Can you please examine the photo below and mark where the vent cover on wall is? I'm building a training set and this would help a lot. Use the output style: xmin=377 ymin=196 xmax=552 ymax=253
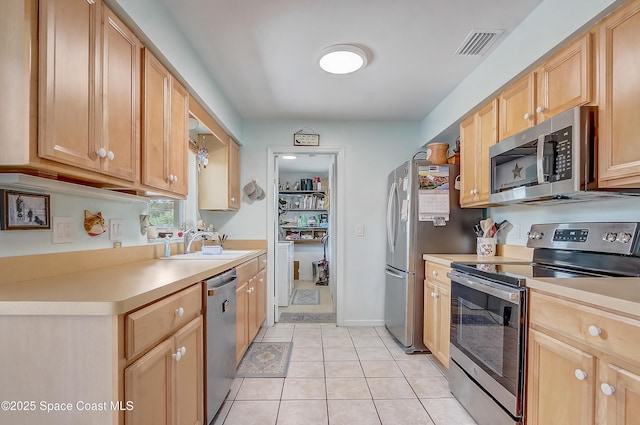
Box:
xmin=455 ymin=29 xmax=504 ymax=56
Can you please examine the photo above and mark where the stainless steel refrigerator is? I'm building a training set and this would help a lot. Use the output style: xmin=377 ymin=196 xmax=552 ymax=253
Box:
xmin=385 ymin=161 xmax=482 ymax=353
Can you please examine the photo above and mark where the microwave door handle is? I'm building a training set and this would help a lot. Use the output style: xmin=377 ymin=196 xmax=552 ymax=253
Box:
xmin=536 ymin=134 xmax=546 ymax=184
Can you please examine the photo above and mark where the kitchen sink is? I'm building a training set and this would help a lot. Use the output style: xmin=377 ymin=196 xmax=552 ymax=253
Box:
xmin=163 ymin=250 xmax=255 ymax=260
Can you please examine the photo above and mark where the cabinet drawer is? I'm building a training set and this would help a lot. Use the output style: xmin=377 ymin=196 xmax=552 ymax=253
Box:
xmin=529 ymin=291 xmax=640 ymax=365
xmin=258 ymin=254 xmax=267 ymax=271
xmin=425 ymin=262 xmax=451 ymax=286
xmin=237 ymin=258 xmax=258 ymax=283
xmin=126 ymin=284 xmax=202 ymax=359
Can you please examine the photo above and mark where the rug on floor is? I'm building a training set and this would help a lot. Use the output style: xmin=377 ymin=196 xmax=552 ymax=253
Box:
xmin=278 ymin=312 xmax=336 ymax=323
xmin=236 ymin=342 xmax=293 ymax=378
xmin=291 ymin=288 xmax=320 ymax=305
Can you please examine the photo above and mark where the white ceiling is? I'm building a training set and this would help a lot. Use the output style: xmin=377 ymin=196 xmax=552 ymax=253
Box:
xmin=158 ymin=0 xmax=543 ymax=122
xmin=278 ymin=154 xmax=334 ymax=173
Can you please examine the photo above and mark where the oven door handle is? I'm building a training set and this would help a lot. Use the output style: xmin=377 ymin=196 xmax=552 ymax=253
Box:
xmin=447 ymin=271 xmax=523 ymax=303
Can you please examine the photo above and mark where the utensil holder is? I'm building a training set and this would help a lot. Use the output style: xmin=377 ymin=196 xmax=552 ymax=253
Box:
xmin=477 ymin=237 xmax=496 ymax=257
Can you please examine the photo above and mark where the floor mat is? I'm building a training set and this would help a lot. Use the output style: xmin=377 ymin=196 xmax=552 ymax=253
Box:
xmin=236 ymin=342 xmax=293 ymax=378
xmin=278 ymin=312 xmax=336 ymax=323
xmin=291 ymin=288 xmax=320 ymax=305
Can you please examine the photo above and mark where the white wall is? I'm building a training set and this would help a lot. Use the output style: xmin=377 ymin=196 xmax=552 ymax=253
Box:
xmin=201 ymin=120 xmax=421 ymax=325
xmin=420 ymin=0 xmax=624 ymax=144
xmin=419 ymin=0 xmax=635 ymax=247
xmin=108 ymin=0 xmax=243 ymax=141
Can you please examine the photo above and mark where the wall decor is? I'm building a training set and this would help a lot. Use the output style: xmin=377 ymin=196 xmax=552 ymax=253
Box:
xmin=0 ymin=190 xmax=50 ymax=230
xmin=83 ymin=210 xmax=106 ymax=236
xmin=293 ymin=133 xmax=320 ymax=146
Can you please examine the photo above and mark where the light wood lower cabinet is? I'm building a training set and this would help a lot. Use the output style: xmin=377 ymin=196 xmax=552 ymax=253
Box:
xmin=125 ymin=284 xmax=204 ymax=425
xmin=423 ymin=261 xmax=451 ymax=368
xmin=527 ymin=291 xmax=640 ymax=425
xmin=236 ymin=255 xmax=268 ymax=364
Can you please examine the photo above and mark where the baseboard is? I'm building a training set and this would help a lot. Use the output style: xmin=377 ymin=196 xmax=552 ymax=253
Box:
xmin=341 ymin=319 xmax=386 ymax=327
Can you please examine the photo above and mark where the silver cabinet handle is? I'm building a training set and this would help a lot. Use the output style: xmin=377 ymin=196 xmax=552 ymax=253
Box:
xmin=574 ymin=369 xmax=587 ymax=381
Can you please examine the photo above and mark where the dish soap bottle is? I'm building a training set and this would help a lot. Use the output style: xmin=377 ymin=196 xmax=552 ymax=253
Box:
xmin=163 ymin=236 xmax=171 ymax=258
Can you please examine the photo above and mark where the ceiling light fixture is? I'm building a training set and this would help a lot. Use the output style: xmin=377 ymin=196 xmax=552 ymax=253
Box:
xmin=282 ymin=155 xmax=297 ymax=160
xmin=319 ymin=44 xmax=369 ymax=75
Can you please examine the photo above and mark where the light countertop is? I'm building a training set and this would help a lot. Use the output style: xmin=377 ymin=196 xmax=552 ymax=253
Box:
xmin=423 ymin=253 xmax=640 ymax=318
xmin=0 ymin=250 xmax=265 ymax=316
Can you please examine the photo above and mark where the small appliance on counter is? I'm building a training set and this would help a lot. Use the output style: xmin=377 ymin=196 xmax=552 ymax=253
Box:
xmin=384 ymin=158 xmax=483 ymax=353
xmin=447 ymin=222 xmax=640 ymax=425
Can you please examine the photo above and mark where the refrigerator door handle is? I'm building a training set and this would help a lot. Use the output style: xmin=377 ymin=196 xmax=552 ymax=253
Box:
xmin=385 ymin=266 xmax=404 ymax=279
xmin=386 ymin=181 xmax=398 ymax=253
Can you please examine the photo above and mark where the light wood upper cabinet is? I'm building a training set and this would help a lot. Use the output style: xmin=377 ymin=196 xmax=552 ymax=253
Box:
xmin=142 ymin=49 xmax=188 ymax=196
xmin=597 ymin=0 xmax=640 ymax=188
xmin=536 ymin=33 xmax=593 ymax=123
xmin=38 ymin=0 xmax=140 ymax=182
xmin=100 ymin=7 xmax=141 ymax=181
xmin=38 ymin=0 xmax=100 ymax=172
xmin=498 ymin=73 xmax=536 ymax=141
xmin=197 ymin=134 xmax=241 ymax=211
xmin=459 ymin=99 xmax=498 ymax=207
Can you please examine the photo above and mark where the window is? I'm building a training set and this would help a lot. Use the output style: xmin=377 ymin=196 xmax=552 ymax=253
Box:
xmin=148 ymin=199 xmax=184 ymax=229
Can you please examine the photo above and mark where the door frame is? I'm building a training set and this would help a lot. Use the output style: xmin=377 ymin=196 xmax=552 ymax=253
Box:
xmin=266 ymin=146 xmax=345 ymax=327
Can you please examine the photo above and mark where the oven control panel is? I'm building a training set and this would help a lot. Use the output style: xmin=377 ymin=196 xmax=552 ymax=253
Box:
xmin=553 ymin=228 xmax=588 ymax=242
xmin=527 ymin=222 xmax=640 ymax=255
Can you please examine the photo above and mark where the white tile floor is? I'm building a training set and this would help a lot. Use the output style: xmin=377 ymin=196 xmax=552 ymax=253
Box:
xmin=213 ymin=323 xmax=478 ymax=425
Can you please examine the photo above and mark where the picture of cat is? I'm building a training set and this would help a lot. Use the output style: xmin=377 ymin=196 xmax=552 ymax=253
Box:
xmin=84 ymin=210 xmax=106 ymax=236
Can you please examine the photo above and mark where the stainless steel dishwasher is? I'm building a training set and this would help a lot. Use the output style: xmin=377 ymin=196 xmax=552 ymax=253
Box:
xmin=204 ymin=268 xmax=237 ymax=424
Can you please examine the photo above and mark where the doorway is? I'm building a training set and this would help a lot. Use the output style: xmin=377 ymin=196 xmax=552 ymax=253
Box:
xmin=266 ymin=147 xmax=344 ymax=327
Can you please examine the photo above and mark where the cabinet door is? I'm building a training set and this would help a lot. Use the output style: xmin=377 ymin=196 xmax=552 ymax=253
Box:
xmin=459 ymin=114 xmax=478 ymax=207
xmin=173 ymin=316 xmax=204 ymax=425
xmin=423 ymin=279 xmax=437 ymax=353
xmin=236 ymin=280 xmax=249 ymax=364
xmin=228 ymin=138 xmax=241 ymax=210
xmin=100 ymin=6 xmax=140 ymax=181
xmin=499 ymin=73 xmax=535 ymax=140
xmin=247 ymin=276 xmax=259 ymax=342
xmin=142 ymin=49 xmax=170 ymax=190
xmin=435 ymin=281 xmax=450 ymax=369
xmin=39 ymin=0 xmax=101 ymax=171
xmin=125 ymin=338 xmax=173 ymax=425
xmin=600 ymin=362 xmax=640 ymax=425
xmin=598 ymin=1 xmax=640 ymax=187
xmin=168 ymin=78 xmax=189 ymax=195
xmin=527 ymin=328 xmax=596 ymax=425
xmin=537 ymin=33 xmax=593 ymax=123
xmin=255 ymin=268 xmax=267 ymax=329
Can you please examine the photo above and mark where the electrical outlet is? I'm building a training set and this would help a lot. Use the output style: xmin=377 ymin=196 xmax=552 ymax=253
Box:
xmin=513 ymin=223 xmax=522 ymax=239
xmin=109 ymin=219 xmax=124 ymax=241
xmin=52 ymin=217 xmax=73 ymax=244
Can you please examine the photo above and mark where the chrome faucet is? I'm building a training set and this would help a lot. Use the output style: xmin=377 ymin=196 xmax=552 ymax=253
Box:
xmin=183 ymin=228 xmax=215 ymax=254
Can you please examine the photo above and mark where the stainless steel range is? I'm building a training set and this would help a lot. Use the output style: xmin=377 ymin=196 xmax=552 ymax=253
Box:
xmin=447 ymin=222 xmax=640 ymax=425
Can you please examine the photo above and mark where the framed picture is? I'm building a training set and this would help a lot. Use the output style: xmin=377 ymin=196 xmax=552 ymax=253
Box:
xmin=0 ymin=190 xmax=50 ymax=230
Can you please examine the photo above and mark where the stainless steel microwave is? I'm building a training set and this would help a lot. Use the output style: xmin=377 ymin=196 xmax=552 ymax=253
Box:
xmin=488 ymin=106 xmax=619 ymax=205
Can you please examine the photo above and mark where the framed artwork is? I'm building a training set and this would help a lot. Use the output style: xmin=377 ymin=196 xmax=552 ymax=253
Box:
xmin=293 ymin=133 xmax=320 ymax=146
xmin=1 ymin=190 xmax=50 ymax=230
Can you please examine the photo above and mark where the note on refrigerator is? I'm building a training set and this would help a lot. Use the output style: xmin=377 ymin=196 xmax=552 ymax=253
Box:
xmin=417 ymin=166 xmax=450 ymax=222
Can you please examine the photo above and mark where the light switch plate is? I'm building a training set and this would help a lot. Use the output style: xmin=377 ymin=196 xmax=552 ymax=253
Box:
xmin=356 ymin=225 xmax=365 ymax=236
xmin=109 ymin=219 xmax=124 ymax=241
xmin=52 ymin=216 xmax=73 ymax=244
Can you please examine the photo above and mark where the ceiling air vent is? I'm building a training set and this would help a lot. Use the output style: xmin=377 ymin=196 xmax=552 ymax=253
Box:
xmin=455 ymin=29 xmax=504 ymax=56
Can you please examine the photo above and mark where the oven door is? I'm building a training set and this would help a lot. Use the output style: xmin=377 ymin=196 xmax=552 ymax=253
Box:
xmin=448 ymin=270 xmax=527 ymax=418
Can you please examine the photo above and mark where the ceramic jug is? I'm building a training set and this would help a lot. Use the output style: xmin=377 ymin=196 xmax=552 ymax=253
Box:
xmin=426 ymin=142 xmax=449 ymax=164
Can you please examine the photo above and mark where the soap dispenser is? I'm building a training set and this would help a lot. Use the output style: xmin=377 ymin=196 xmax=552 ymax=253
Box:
xmin=163 ymin=236 xmax=171 ymax=258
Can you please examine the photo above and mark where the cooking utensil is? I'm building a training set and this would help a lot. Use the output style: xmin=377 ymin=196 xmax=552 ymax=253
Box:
xmin=481 ymin=218 xmax=494 ymax=237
